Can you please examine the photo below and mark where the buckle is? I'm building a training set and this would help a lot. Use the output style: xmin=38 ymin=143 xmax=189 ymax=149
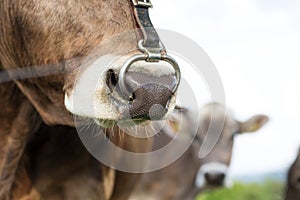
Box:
xmin=132 ymin=0 xmax=153 ymax=8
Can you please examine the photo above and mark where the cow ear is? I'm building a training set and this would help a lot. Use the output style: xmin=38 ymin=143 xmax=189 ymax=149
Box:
xmin=238 ymin=115 xmax=269 ymax=133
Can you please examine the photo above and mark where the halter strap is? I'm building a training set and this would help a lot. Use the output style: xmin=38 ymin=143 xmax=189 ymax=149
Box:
xmin=131 ymin=0 xmax=164 ymax=61
xmin=117 ymin=1 xmax=181 ymax=97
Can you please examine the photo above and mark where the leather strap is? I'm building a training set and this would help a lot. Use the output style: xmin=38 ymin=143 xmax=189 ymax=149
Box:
xmin=132 ymin=0 xmax=161 ymax=49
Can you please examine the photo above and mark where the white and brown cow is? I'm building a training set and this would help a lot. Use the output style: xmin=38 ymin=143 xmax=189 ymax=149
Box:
xmin=0 ymin=1 xmax=178 ymax=200
xmin=130 ymin=103 xmax=269 ymax=200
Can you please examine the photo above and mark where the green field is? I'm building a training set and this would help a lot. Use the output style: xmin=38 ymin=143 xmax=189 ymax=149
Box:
xmin=196 ymin=181 xmax=285 ymax=200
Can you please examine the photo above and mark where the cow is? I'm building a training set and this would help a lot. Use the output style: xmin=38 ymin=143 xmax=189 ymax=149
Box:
xmin=0 ymin=0 xmax=179 ymax=199
xmin=285 ymin=147 xmax=300 ymax=200
xmin=130 ymin=103 xmax=269 ymax=200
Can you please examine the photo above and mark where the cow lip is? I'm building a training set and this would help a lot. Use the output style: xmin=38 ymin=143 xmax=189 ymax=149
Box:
xmin=94 ymin=119 xmax=116 ymax=128
xmin=94 ymin=118 xmax=147 ymax=128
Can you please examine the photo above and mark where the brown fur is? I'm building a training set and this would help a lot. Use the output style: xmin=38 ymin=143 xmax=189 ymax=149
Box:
xmin=0 ymin=0 xmax=139 ymax=126
xmin=0 ymin=83 xmax=41 ymax=200
xmin=0 ymin=0 xmax=152 ymax=199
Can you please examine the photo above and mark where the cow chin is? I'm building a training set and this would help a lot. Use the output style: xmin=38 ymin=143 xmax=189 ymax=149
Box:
xmin=64 ymin=55 xmax=177 ymax=127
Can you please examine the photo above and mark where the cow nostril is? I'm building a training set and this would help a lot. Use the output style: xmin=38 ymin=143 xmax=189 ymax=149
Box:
xmin=297 ymin=177 xmax=300 ymax=184
xmin=204 ymin=173 xmax=208 ymax=179
xmin=220 ymin=173 xmax=225 ymax=181
xmin=205 ymin=172 xmax=225 ymax=185
xmin=106 ymin=69 xmax=118 ymax=92
xmin=128 ymin=93 xmax=135 ymax=102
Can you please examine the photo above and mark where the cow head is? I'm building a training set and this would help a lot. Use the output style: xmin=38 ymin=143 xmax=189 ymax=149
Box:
xmin=62 ymin=5 xmax=178 ymax=127
xmin=195 ymin=103 xmax=269 ymax=189
xmin=286 ymin=147 xmax=300 ymax=200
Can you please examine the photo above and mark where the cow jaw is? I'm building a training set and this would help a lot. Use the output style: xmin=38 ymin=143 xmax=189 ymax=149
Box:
xmin=64 ymin=54 xmax=177 ymax=127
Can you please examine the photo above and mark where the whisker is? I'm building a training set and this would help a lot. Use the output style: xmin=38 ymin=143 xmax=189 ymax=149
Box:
xmin=120 ymin=127 xmax=125 ymax=140
xmin=118 ymin=127 xmax=121 ymax=139
xmin=110 ymin=126 xmax=114 ymax=138
xmin=145 ymin=126 xmax=149 ymax=139
xmin=135 ymin=125 xmax=138 ymax=136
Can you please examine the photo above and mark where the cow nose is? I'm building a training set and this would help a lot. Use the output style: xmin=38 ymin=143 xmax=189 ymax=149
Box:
xmin=106 ymin=67 xmax=177 ymax=120
xmin=204 ymin=172 xmax=226 ymax=185
xmin=124 ymin=71 xmax=176 ymax=120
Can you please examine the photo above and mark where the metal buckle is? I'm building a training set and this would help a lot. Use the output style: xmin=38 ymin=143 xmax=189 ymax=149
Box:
xmin=138 ymin=40 xmax=164 ymax=62
xmin=132 ymin=0 xmax=153 ymax=8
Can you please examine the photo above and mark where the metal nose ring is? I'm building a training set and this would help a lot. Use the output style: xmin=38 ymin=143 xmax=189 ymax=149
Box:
xmin=118 ymin=40 xmax=181 ymax=99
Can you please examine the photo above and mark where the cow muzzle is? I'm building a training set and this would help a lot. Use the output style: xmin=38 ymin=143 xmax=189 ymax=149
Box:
xmin=106 ymin=59 xmax=178 ymax=121
xmin=195 ymin=162 xmax=230 ymax=189
xmin=105 ymin=39 xmax=180 ymax=121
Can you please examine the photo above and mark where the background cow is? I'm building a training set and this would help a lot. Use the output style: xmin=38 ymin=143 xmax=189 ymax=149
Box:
xmin=130 ymin=103 xmax=269 ymax=200
xmin=285 ymin=147 xmax=300 ymax=200
xmin=0 ymin=0 xmax=178 ymax=199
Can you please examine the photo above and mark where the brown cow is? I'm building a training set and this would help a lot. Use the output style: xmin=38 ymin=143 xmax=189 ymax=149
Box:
xmin=130 ymin=103 xmax=269 ymax=200
xmin=285 ymin=147 xmax=300 ymax=200
xmin=0 ymin=1 xmax=178 ymax=199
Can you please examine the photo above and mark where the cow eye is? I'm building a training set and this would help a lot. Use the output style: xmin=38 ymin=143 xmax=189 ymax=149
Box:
xmin=293 ymin=176 xmax=300 ymax=188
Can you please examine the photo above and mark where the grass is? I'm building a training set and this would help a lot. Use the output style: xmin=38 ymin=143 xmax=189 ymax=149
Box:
xmin=196 ymin=181 xmax=285 ymax=200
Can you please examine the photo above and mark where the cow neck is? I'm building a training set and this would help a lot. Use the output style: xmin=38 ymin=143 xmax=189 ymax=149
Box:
xmin=131 ymin=0 xmax=162 ymax=50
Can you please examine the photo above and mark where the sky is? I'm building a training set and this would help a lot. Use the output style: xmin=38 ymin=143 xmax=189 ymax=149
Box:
xmin=150 ymin=0 xmax=300 ymax=175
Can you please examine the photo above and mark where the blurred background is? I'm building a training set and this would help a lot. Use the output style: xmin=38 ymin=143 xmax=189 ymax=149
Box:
xmin=151 ymin=0 xmax=300 ymax=199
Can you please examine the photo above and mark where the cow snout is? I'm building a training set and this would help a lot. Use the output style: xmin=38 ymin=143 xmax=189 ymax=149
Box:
xmin=124 ymin=71 xmax=176 ymax=120
xmin=106 ymin=68 xmax=177 ymax=120
xmin=195 ymin=162 xmax=229 ymax=189
xmin=204 ymin=171 xmax=226 ymax=186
